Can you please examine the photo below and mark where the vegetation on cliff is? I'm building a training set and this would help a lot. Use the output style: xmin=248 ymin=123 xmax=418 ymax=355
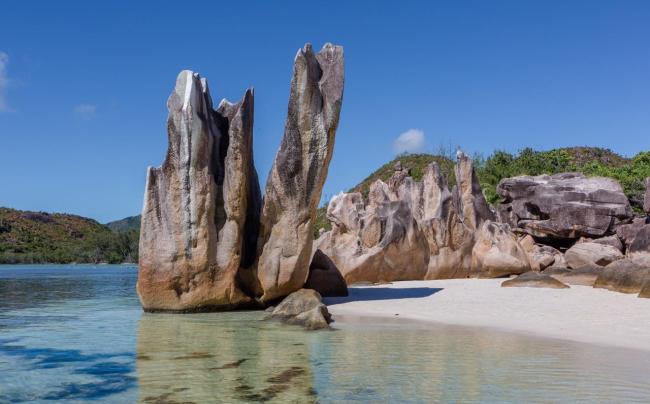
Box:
xmin=0 ymin=208 xmax=139 ymax=264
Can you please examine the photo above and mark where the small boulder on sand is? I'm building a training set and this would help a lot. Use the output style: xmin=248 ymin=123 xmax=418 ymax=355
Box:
xmin=269 ymin=289 xmax=332 ymax=330
xmin=501 ymin=271 xmax=570 ymax=289
xmin=548 ymin=265 xmax=603 ymax=286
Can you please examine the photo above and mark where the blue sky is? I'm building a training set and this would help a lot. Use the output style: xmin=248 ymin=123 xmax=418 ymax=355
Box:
xmin=1 ymin=1 xmax=649 ymax=222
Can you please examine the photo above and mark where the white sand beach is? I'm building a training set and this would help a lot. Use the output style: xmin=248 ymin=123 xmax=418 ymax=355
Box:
xmin=325 ymin=279 xmax=650 ymax=351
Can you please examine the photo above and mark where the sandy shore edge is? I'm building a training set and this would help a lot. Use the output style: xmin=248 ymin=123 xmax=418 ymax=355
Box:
xmin=324 ymin=279 xmax=650 ymax=352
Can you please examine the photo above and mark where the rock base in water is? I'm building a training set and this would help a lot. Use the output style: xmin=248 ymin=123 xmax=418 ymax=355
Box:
xmin=269 ymin=289 xmax=332 ymax=330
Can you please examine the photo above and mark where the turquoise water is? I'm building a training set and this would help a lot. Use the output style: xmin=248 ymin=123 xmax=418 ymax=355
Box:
xmin=1 ymin=265 xmax=650 ymax=403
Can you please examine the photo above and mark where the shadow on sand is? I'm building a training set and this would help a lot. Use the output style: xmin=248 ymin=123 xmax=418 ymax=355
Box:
xmin=324 ymin=287 xmax=442 ymax=304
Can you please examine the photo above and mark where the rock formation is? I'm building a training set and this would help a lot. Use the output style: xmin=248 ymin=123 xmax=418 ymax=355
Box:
xmin=138 ymin=71 xmax=258 ymax=312
xmin=256 ymin=43 xmax=344 ymax=303
xmin=564 ymin=242 xmax=623 ymax=268
xmin=138 ymin=43 xmax=344 ymax=312
xmin=497 ymin=173 xmax=633 ymax=241
xmin=501 ymin=271 xmax=570 ymax=289
xmin=546 ymin=265 xmax=603 ymax=286
xmin=593 ymin=258 xmax=650 ymax=294
xmin=316 ymin=152 xmax=531 ymax=283
xmin=471 ymin=221 xmax=530 ymax=278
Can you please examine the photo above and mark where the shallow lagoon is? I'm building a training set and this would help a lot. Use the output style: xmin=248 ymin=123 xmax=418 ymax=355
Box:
xmin=1 ymin=265 xmax=650 ymax=403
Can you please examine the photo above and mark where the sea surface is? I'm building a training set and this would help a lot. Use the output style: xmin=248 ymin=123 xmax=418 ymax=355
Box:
xmin=1 ymin=265 xmax=650 ymax=403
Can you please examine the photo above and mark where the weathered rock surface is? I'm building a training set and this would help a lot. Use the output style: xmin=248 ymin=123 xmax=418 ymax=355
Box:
xmin=138 ymin=43 xmax=345 ymax=312
xmin=317 ymin=153 xmax=530 ymax=283
xmin=548 ymin=265 xmax=603 ymax=286
xmin=593 ymin=259 xmax=650 ymax=294
xmin=138 ymin=71 xmax=259 ymax=312
xmin=628 ymin=225 xmax=650 ymax=259
xmin=471 ymin=221 xmax=530 ymax=278
xmin=304 ymin=249 xmax=348 ymax=297
xmin=256 ymin=43 xmax=344 ymax=303
xmin=497 ymin=173 xmax=633 ymax=241
xmin=564 ymin=242 xmax=623 ymax=268
xmin=522 ymin=236 xmax=565 ymax=271
xmin=269 ymin=289 xmax=332 ymax=330
xmin=587 ymin=235 xmax=623 ymax=252
xmin=616 ymin=217 xmax=649 ymax=250
xmin=315 ymin=182 xmax=429 ymax=283
xmin=501 ymin=271 xmax=570 ymax=289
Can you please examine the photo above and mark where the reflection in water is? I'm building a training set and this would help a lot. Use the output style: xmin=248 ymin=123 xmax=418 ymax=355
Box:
xmin=137 ymin=312 xmax=317 ymax=403
xmin=1 ymin=265 xmax=650 ymax=403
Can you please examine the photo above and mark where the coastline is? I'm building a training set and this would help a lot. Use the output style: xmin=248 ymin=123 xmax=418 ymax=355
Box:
xmin=325 ymin=279 xmax=650 ymax=352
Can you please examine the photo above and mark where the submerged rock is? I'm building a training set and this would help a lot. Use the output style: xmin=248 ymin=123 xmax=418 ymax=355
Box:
xmin=269 ymin=289 xmax=332 ymax=330
xmin=497 ymin=173 xmax=632 ymax=241
xmin=256 ymin=43 xmax=344 ymax=303
xmin=501 ymin=271 xmax=570 ymax=289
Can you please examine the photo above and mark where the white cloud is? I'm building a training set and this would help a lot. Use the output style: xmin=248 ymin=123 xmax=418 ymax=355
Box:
xmin=73 ymin=104 xmax=97 ymax=120
xmin=0 ymin=51 xmax=12 ymax=112
xmin=393 ymin=129 xmax=426 ymax=155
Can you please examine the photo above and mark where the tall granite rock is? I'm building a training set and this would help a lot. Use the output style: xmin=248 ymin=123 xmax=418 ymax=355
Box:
xmin=497 ymin=173 xmax=632 ymax=241
xmin=138 ymin=43 xmax=344 ymax=311
xmin=138 ymin=71 xmax=260 ymax=312
xmin=256 ymin=43 xmax=344 ymax=302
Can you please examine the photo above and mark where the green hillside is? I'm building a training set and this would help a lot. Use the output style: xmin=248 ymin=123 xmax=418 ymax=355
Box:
xmin=106 ymin=215 xmax=141 ymax=232
xmin=0 ymin=208 xmax=139 ymax=264
xmin=476 ymin=147 xmax=649 ymax=206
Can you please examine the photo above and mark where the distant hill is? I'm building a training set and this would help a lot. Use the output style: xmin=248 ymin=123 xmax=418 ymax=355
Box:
xmin=0 ymin=207 xmax=138 ymax=264
xmin=106 ymin=215 xmax=141 ymax=232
